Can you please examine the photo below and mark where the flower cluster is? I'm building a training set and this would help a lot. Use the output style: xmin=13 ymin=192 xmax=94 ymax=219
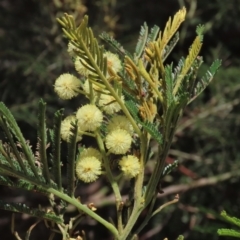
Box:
xmin=54 ymin=44 xmax=140 ymax=183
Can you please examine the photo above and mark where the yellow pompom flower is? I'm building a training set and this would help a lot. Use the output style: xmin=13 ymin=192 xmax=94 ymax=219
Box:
xmin=99 ymin=94 xmax=124 ymax=115
xmin=105 ymin=129 xmax=132 ymax=154
xmin=104 ymin=51 xmax=122 ymax=75
xmin=76 ymin=156 xmax=102 ymax=183
xmin=54 ymin=73 xmax=81 ymax=100
xmin=80 ymin=147 xmax=102 ymax=161
xmin=107 ymin=115 xmax=134 ymax=135
xmin=119 ymin=155 xmax=140 ymax=178
xmin=76 ymin=104 xmax=103 ymax=132
xmin=60 ymin=115 xmax=82 ymax=142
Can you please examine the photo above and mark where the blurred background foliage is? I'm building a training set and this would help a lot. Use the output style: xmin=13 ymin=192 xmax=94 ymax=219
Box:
xmin=0 ymin=0 xmax=240 ymax=239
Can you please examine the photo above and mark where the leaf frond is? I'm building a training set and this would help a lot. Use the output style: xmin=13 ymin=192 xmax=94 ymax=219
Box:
xmin=67 ymin=120 xmax=78 ymax=197
xmin=52 ymin=109 xmax=64 ymax=191
xmin=142 ymin=121 xmax=163 ymax=145
xmin=173 ymin=36 xmax=202 ymax=95
xmin=162 ymin=32 xmax=179 ymax=62
xmin=146 ymin=25 xmax=160 ymax=43
xmin=135 ymin=22 xmax=148 ymax=59
xmin=162 ymin=160 xmax=179 ymax=177
xmin=0 ymin=102 xmax=40 ymax=179
xmin=99 ymin=32 xmax=133 ymax=59
xmin=217 ymin=228 xmax=240 ymax=238
xmin=0 ymin=200 xmax=63 ymax=224
xmin=189 ymin=59 xmax=221 ymax=103
xmin=38 ymin=99 xmax=50 ymax=183
xmin=158 ymin=7 xmax=186 ymax=54
xmin=164 ymin=64 xmax=174 ymax=107
xmin=57 ymin=14 xmax=106 ymax=78
xmin=220 ymin=210 xmax=240 ymax=228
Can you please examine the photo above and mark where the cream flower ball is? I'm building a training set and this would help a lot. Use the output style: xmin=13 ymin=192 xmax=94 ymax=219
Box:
xmin=105 ymin=129 xmax=132 ymax=154
xmin=79 ymin=147 xmax=102 ymax=161
xmin=76 ymin=156 xmax=102 ymax=183
xmin=76 ymin=104 xmax=103 ymax=132
xmin=107 ymin=115 xmax=134 ymax=135
xmin=119 ymin=155 xmax=140 ymax=178
xmin=54 ymin=73 xmax=81 ymax=100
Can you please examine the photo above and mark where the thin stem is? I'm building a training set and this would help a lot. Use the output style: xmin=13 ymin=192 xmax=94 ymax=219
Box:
xmin=48 ymin=188 xmax=119 ymax=238
xmin=144 ymin=128 xmax=175 ymax=207
xmin=151 ymin=195 xmax=179 ymax=217
xmin=129 ymin=194 xmax=157 ymax=238
xmin=95 ymin=131 xmax=122 ymax=202
xmin=95 ymin=130 xmax=123 ymax=233
xmin=119 ymin=132 xmax=148 ymax=240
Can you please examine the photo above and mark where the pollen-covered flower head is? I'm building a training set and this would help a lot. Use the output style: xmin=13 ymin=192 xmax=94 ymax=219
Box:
xmin=80 ymin=147 xmax=102 ymax=161
xmin=76 ymin=104 xmax=103 ymax=132
xmin=104 ymin=51 xmax=122 ymax=76
xmin=105 ymin=129 xmax=132 ymax=154
xmin=54 ymin=73 xmax=81 ymax=100
xmin=76 ymin=156 xmax=102 ymax=183
xmin=107 ymin=115 xmax=134 ymax=135
xmin=60 ymin=115 xmax=82 ymax=142
xmin=119 ymin=155 xmax=140 ymax=178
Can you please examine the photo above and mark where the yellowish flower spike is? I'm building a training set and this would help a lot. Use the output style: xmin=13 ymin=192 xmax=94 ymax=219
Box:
xmin=61 ymin=115 xmax=82 ymax=142
xmin=105 ymin=129 xmax=132 ymax=155
xmin=119 ymin=155 xmax=140 ymax=178
xmin=76 ymin=156 xmax=102 ymax=183
xmin=76 ymin=104 xmax=103 ymax=132
xmin=80 ymin=147 xmax=102 ymax=161
xmin=104 ymin=51 xmax=122 ymax=76
xmin=107 ymin=115 xmax=134 ymax=135
xmin=99 ymin=94 xmax=124 ymax=115
xmin=54 ymin=73 xmax=81 ymax=100
xmin=74 ymin=57 xmax=90 ymax=77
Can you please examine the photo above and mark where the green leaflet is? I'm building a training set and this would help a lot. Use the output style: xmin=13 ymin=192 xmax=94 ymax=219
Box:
xmin=135 ymin=22 xmax=148 ymax=59
xmin=217 ymin=229 xmax=240 ymax=238
xmin=189 ymin=59 xmax=221 ymax=103
xmin=162 ymin=32 xmax=179 ymax=62
xmin=164 ymin=64 xmax=174 ymax=107
xmin=0 ymin=102 xmax=40 ymax=179
xmin=0 ymin=200 xmax=63 ymax=224
xmin=162 ymin=160 xmax=179 ymax=177
xmin=67 ymin=121 xmax=78 ymax=197
xmin=51 ymin=109 xmax=64 ymax=191
xmin=100 ymin=31 xmax=133 ymax=59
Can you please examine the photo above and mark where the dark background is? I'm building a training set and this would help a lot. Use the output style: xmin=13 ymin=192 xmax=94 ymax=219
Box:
xmin=1 ymin=0 xmax=240 ymax=239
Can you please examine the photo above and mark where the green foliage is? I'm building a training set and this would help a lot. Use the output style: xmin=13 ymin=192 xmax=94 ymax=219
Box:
xmin=217 ymin=211 xmax=240 ymax=238
xmin=100 ymin=32 xmax=133 ymax=59
xmin=0 ymin=7 xmax=222 ymax=240
xmin=0 ymin=200 xmax=63 ymax=224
